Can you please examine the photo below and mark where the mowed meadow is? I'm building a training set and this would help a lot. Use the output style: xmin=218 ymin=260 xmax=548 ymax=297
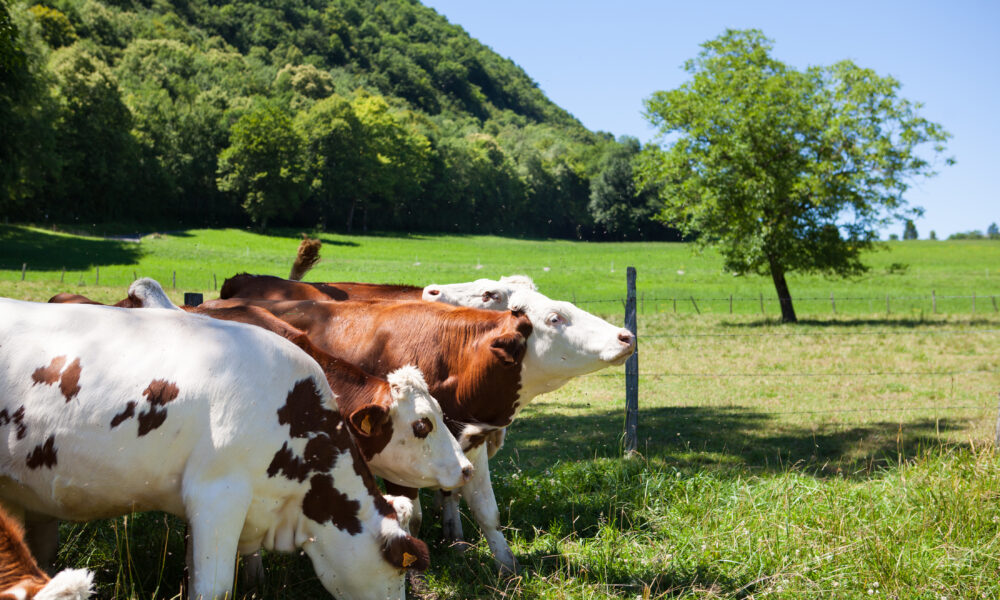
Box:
xmin=1 ymin=224 xmax=1000 ymax=599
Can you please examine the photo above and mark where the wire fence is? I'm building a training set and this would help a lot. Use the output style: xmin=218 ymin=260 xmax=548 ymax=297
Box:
xmin=614 ymin=270 xmax=1000 ymax=451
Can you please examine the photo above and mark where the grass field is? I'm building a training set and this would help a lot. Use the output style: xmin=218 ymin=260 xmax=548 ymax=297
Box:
xmin=2 ymin=225 xmax=999 ymax=599
xmin=2 ymin=224 xmax=1000 ymax=315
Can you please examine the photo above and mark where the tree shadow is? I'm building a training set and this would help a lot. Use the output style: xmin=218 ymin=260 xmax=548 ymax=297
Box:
xmin=0 ymin=225 xmax=145 ymax=271
xmin=264 ymin=228 xmax=360 ymax=247
xmin=721 ymin=317 xmax=999 ymax=329
xmin=503 ymin=405 xmax=967 ymax=479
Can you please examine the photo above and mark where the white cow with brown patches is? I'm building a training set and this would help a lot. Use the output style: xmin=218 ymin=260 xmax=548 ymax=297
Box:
xmin=0 ymin=298 xmax=429 ymax=600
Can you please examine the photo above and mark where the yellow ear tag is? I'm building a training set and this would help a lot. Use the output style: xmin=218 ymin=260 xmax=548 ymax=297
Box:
xmin=402 ymin=552 xmax=417 ymax=568
xmin=359 ymin=414 xmax=372 ymax=435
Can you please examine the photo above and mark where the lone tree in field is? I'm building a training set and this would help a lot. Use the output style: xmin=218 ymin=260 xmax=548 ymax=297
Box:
xmin=637 ymin=29 xmax=952 ymax=322
xmin=903 ymin=220 xmax=919 ymax=240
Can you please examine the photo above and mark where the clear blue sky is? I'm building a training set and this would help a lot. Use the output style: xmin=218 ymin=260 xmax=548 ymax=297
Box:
xmin=422 ymin=0 xmax=998 ymax=239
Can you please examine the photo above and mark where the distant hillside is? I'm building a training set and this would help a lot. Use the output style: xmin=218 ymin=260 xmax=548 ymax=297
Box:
xmin=0 ymin=0 xmax=674 ymax=239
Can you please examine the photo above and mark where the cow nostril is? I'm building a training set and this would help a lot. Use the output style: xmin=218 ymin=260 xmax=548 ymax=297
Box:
xmin=427 ymin=289 xmax=440 ymax=296
xmin=618 ymin=331 xmax=634 ymax=346
xmin=461 ymin=465 xmax=474 ymax=480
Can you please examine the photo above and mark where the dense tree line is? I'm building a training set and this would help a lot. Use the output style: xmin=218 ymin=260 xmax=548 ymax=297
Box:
xmin=0 ymin=0 xmax=677 ymax=239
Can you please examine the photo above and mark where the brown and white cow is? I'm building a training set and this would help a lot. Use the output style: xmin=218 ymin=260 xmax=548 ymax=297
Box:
xmin=200 ymin=295 xmax=635 ymax=572
xmin=0 ymin=506 xmax=92 ymax=600
xmin=0 ymin=298 xmax=430 ymax=600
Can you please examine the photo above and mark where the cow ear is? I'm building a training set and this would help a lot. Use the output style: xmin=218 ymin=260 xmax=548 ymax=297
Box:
xmin=349 ymin=405 xmax=391 ymax=438
xmin=490 ymin=333 xmax=526 ymax=365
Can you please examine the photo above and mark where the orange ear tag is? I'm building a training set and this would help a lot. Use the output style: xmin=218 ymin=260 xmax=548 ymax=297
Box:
xmin=359 ymin=414 xmax=372 ymax=435
xmin=402 ymin=552 xmax=417 ymax=568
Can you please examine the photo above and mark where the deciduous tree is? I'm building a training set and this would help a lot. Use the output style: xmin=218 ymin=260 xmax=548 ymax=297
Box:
xmin=637 ymin=29 xmax=952 ymax=322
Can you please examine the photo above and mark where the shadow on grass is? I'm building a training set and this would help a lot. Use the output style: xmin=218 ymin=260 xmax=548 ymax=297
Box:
xmin=0 ymin=225 xmax=145 ymax=271
xmin=504 ymin=405 xmax=968 ymax=478
xmin=721 ymin=316 xmax=1000 ymax=329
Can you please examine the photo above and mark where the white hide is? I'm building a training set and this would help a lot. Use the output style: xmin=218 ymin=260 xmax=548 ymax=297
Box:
xmin=422 ymin=275 xmax=537 ymax=309
xmin=0 ymin=299 xmax=413 ymax=600
xmin=128 ymin=277 xmax=180 ymax=310
xmin=372 ymin=365 xmax=472 ymax=489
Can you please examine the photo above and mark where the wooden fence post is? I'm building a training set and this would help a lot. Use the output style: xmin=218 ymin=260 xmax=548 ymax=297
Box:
xmin=21 ymin=263 xmax=26 ymax=281
xmin=995 ymin=392 xmax=1000 ymax=449
xmin=172 ymin=271 xmax=177 ymax=290
xmin=830 ymin=292 xmax=836 ymax=314
xmin=95 ymin=266 xmax=99 ymax=285
xmin=624 ymin=267 xmax=638 ymax=455
xmin=184 ymin=293 xmax=203 ymax=307
xmin=932 ymin=290 xmax=937 ymax=314
xmin=60 ymin=267 xmax=65 ymax=283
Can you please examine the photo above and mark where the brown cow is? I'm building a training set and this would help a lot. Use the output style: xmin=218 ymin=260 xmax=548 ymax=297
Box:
xmin=0 ymin=506 xmax=92 ymax=600
xmin=221 ymin=273 xmax=422 ymax=302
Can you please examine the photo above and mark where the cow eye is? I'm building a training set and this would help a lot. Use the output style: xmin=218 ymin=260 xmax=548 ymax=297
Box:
xmin=547 ymin=313 xmax=566 ymax=326
xmin=412 ymin=418 xmax=433 ymax=438
xmin=481 ymin=291 xmax=499 ymax=303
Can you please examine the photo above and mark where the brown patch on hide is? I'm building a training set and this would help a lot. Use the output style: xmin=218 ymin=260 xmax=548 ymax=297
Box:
xmin=277 ymin=379 xmax=345 ymax=443
xmin=58 ymin=358 xmax=82 ymax=402
xmin=302 ymin=473 xmax=361 ymax=534
xmin=31 ymin=357 xmax=66 ymax=387
xmin=110 ymin=401 xmax=136 ymax=428
xmin=267 ymin=443 xmax=310 ymax=483
xmin=0 ymin=407 xmax=27 ymax=440
xmin=31 ymin=356 xmax=83 ymax=402
xmin=26 ymin=436 xmax=57 ymax=469
xmin=381 ymin=534 xmax=429 ymax=572
xmin=137 ymin=380 xmax=179 ymax=436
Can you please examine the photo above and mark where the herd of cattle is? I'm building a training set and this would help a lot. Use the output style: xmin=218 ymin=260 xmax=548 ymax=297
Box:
xmin=0 ymin=241 xmax=636 ymax=599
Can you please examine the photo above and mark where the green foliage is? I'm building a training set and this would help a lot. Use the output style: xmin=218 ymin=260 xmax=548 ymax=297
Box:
xmin=948 ymin=230 xmax=985 ymax=240
xmin=987 ymin=222 xmax=999 ymax=239
xmin=2 ymin=0 xmax=619 ymax=237
xmin=217 ymin=101 xmax=306 ymax=229
xmin=903 ymin=219 xmax=918 ymax=240
xmin=28 ymin=4 xmax=76 ymax=47
xmin=637 ymin=29 xmax=952 ymax=321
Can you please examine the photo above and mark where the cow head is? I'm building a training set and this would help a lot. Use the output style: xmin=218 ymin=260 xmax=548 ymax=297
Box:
xmin=509 ymin=288 xmax=636 ymax=396
xmin=304 ymin=504 xmax=427 ymax=600
xmin=422 ymin=275 xmax=537 ymax=310
xmin=120 ymin=278 xmax=180 ymax=310
xmin=358 ymin=365 xmax=472 ymax=490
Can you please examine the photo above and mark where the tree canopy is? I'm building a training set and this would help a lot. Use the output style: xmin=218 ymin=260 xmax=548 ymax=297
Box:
xmin=0 ymin=0 xmax=653 ymax=238
xmin=637 ymin=29 xmax=952 ymax=322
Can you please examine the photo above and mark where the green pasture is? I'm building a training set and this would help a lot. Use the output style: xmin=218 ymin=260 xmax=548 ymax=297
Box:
xmin=2 ymin=225 xmax=999 ymax=315
xmin=1 ymin=225 xmax=999 ymax=598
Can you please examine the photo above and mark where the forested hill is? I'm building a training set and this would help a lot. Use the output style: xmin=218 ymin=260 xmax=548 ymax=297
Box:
xmin=0 ymin=0 xmax=671 ymax=239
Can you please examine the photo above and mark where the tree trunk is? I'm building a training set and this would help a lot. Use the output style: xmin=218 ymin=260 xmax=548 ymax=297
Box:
xmin=769 ymin=259 xmax=797 ymax=323
xmin=346 ymin=199 xmax=356 ymax=233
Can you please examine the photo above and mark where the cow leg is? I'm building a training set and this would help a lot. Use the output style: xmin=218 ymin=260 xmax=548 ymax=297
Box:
xmin=440 ymin=490 xmax=465 ymax=546
xmin=24 ymin=515 xmax=60 ymax=572
xmin=184 ymin=478 xmax=252 ymax=600
xmin=239 ymin=552 xmax=265 ymax=591
xmin=461 ymin=450 xmax=517 ymax=574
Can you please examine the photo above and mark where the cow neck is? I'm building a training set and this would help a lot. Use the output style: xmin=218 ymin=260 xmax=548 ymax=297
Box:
xmin=306 ymin=346 xmax=394 ymax=461
xmin=425 ymin=309 xmax=528 ymax=428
